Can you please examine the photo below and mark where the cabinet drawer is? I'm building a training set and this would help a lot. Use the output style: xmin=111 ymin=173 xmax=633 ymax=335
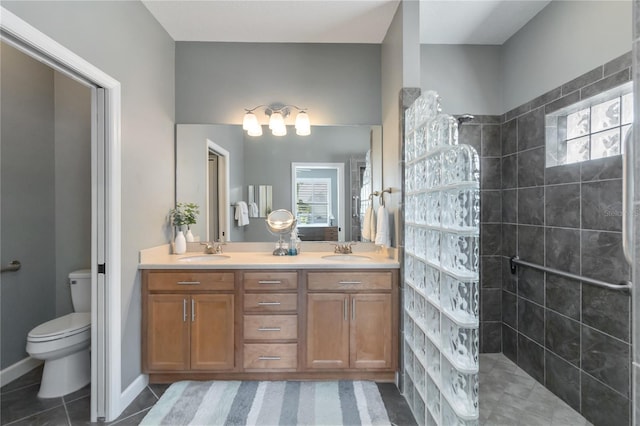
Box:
xmin=243 ymin=272 xmax=298 ymax=291
xmin=243 ymin=315 xmax=298 ymax=340
xmin=147 ymin=272 xmax=234 ymax=291
xmin=243 ymin=344 xmax=297 ymax=369
xmin=307 ymin=272 xmax=392 ymax=291
xmin=244 ymin=293 xmax=298 ymax=313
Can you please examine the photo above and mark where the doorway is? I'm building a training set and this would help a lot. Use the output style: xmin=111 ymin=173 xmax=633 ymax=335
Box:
xmin=1 ymin=8 xmax=122 ymax=422
xmin=208 ymin=152 xmax=220 ymax=241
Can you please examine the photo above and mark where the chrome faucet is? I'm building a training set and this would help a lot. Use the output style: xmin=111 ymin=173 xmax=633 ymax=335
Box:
xmin=201 ymin=241 xmax=223 ymax=254
xmin=332 ymin=242 xmax=355 ymax=254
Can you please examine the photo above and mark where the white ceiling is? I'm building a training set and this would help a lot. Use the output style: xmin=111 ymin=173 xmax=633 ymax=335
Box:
xmin=142 ymin=0 xmax=551 ymax=45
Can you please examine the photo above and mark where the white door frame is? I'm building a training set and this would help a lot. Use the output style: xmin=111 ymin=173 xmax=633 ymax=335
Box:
xmin=0 ymin=7 xmax=122 ymax=422
xmin=207 ymin=139 xmax=231 ymax=242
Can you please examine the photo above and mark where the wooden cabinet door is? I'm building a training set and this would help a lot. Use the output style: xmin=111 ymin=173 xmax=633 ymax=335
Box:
xmin=350 ymin=294 xmax=392 ymax=369
xmin=190 ymin=294 xmax=235 ymax=370
xmin=306 ymin=294 xmax=349 ymax=369
xmin=146 ymin=294 xmax=190 ymax=371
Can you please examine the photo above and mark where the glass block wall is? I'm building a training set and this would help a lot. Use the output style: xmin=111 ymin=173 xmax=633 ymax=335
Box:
xmin=403 ymin=91 xmax=481 ymax=425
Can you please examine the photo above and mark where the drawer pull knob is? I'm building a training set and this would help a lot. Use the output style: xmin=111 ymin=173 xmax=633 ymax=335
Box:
xmin=258 ymin=356 xmax=281 ymax=361
xmin=177 ymin=281 xmax=200 ymax=285
xmin=258 ymin=280 xmax=282 ymax=284
xmin=339 ymin=281 xmax=361 ymax=285
xmin=258 ymin=302 xmax=281 ymax=306
xmin=258 ymin=327 xmax=281 ymax=332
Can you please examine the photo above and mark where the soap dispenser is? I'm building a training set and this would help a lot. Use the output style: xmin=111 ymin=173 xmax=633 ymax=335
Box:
xmin=288 ymin=230 xmax=298 ymax=256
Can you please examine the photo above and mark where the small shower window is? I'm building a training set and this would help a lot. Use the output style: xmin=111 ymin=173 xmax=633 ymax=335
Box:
xmin=546 ymin=82 xmax=633 ymax=167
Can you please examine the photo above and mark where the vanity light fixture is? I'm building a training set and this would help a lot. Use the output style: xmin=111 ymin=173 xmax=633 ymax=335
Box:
xmin=242 ymin=104 xmax=311 ymax=137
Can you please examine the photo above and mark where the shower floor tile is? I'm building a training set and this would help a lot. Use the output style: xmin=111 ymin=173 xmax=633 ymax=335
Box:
xmin=480 ymin=353 xmax=592 ymax=426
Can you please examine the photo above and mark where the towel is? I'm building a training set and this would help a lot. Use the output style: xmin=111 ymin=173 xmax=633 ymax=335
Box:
xmin=235 ymin=201 xmax=250 ymax=226
xmin=374 ymin=205 xmax=391 ymax=247
xmin=248 ymin=202 xmax=259 ymax=218
xmin=362 ymin=205 xmax=376 ymax=241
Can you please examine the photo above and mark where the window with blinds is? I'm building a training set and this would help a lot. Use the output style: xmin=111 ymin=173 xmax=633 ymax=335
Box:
xmin=295 ymin=178 xmax=331 ymax=226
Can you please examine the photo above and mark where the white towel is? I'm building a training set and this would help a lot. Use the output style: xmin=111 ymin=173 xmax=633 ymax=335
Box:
xmin=248 ymin=202 xmax=259 ymax=218
xmin=235 ymin=201 xmax=250 ymax=226
xmin=374 ymin=205 xmax=390 ymax=247
xmin=361 ymin=205 xmax=376 ymax=241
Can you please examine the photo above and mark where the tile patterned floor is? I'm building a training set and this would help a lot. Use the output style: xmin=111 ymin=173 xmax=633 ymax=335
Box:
xmin=479 ymin=353 xmax=592 ymax=426
xmin=0 ymin=367 xmax=415 ymax=426
xmin=1 ymin=355 xmax=591 ymax=425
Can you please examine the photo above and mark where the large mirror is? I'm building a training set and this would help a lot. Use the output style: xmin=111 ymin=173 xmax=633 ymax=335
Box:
xmin=176 ymin=124 xmax=382 ymax=242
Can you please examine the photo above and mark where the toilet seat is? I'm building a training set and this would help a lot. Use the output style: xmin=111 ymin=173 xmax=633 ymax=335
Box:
xmin=27 ymin=312 xmax=91 ymax=343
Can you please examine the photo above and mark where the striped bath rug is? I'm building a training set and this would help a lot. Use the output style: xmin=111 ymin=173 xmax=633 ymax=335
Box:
xmin=140 ymin=380 xmax=391 ymax=425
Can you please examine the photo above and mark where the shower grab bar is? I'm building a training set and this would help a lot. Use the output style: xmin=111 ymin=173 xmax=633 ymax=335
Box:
xmin=509 ymin=256 xmax=631 ymax=291
xmin=622 ymin=129 xmax=634 ymax=265
xmin=1 ymin=260 xmax=21 ymax=273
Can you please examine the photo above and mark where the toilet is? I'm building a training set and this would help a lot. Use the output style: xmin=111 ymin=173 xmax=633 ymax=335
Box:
xmin=26 ymin=269 xmax=91 ymax=398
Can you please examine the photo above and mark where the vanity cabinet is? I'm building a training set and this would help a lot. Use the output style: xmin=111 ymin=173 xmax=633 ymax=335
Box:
xmin=306 ymin=272 xmax=394 ymax=370
xmin=143 ymin=271 xmax=235 ymax=373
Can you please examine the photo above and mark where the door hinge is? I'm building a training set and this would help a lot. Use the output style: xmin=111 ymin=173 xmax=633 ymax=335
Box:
xmin=98 ymin=263 xmax=106 ymax=274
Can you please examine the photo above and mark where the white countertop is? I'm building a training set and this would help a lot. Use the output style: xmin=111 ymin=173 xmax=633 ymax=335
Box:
xmin=139 ymin=243 xmax=400 ymax=270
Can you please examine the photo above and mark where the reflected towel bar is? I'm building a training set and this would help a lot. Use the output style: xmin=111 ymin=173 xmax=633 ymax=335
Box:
xmin=509 ymin=256 xmax=631 ymax=291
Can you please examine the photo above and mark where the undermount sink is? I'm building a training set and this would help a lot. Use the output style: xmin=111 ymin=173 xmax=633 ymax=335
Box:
xmin=322 ymin=254 xmax=372 ymax=261
xmin=177 ymin=254 xmax=230 ymax=262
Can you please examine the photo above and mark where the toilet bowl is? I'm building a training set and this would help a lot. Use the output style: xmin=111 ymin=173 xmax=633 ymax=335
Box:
xmin=26 ymin=270 xmax=91 ymax=398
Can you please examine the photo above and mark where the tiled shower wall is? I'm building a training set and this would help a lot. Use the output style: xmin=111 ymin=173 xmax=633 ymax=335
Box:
xmin=500 ymin=51 xmax=633 ymax=426
xmin=458 ymin=116 xmax=503 ymax=353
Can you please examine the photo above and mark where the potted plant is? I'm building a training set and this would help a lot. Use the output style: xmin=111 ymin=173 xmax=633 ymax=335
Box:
xmin=169 ymin=202 xmax=199 ymax=253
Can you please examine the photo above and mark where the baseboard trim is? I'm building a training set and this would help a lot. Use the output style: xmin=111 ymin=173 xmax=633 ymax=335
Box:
xmin=118 ymin=374 xmax=148 ymax=419
xmin=0 ymin=357 xmax=43 ymax=387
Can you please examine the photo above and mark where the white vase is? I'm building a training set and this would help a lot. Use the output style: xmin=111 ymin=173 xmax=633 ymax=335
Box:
xmin=174 ymin=230 xmax=187 ymax=254
xmin=185 ymin=227 xmax=194 ymax=242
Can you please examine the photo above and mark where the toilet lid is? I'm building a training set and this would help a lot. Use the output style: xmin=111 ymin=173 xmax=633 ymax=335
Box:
xmin=28 ymin=312 xmax=91 ymax=341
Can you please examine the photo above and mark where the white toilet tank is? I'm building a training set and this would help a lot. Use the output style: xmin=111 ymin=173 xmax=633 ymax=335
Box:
xmin=69 ymin=269 xmax=91 ymax=313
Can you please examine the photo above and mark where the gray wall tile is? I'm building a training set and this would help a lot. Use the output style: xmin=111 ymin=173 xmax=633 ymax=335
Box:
xmin=517 ymin=147 xmax=545 ymax=187
xmin=545 ymin=310 xmax=580 ymax=365
xmin=603 ymin=51 xmax=632 ymax=77
xmin=545 ymin=163 xmax=581 ymax=185
xmin=545 ymin=350 xmax=581 ymax=412
xmin=518 ymin=187 xmax=544 ymax=225
xmin=503 ymin=325 xmax=517 ymax=363
xmin=482 ymin=289 xmax=502 ymax=322
xmin=581 ymin=179 xmax=623 ymax=231
xmin=501 ymin=154 xmax=518 ymax=189
xmin=518 ymin=297 xmax=544 ymax=344
xmin=502 ymin=189 xmax=517 ymax=224
xmin=481 ymin=190 xmax=502 ymax=223
xmin=582 ymin=283 xmax=630 ymax=342
xmin=518 ymin=225 xmax=544 ymax=265
xmin=481 ymin=124 xmax=501 ymax=157
xmin=582 ymin=326 xmax=630 ymax=397
xmin=546 ymin=227 xmax=580 ymax=275
xmin=481 ymin=224 xmax=502 ymax=256
xmin=546 ymin=274 xmax=580 ymax=320
xmin=501 ymin=119 xmax=517 ymax=155
xmin=517 ymin=108 xmax=545 ymax=151
xmin=481 ymin=322 xmax=502 ymax=353
xmin=581 ymin=155 xmax=623 ymax=181
xmin=517 ymin=267 xmax=544 ymax=305
xmin=517 ymin=334 xmax=544 ymax=384
xmin=502 ymin=290 xmax=517 ymax=329
xmin=545 ymin=91 xmax=581 ymax=114
xmin=481 ymin=157 xmax=502 ymax=190
xmin=561 ymin=66 xmax=603 ymax=95
xmin=506 ymin=102 xmax=532 ymax=122
xmin=581 ymin=230 xmax=629 ymax=283
xmin=530 ymin=87 xmax=562 ymax=110
xmin=581 ymin=372 xmax=630 ymax=426
xmin=481 ymin=256 xmax=502 ymax=289
xmin=545 ymin=183 xmax=580 ymax=228
xmin=459 ymin=124 xmax=481 ymax=153
xmin=581 ymin=68 xmax=631 ymax=99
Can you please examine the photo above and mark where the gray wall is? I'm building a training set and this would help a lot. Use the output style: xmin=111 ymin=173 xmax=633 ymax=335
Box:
xmin=175 ymin=42 xmax=381 ymax=126
xmin=4 ymin=1 xmax=176 ymax=389
xmin=54 ymin=72 xmax=92 ymax=315
xmin=176 ymin=124 xmax=245 ymax=242
xmin=501 ymin=0 xmax=632 ymax=112
xmin=420 ymin=45 xmax=502 ymax=115
xmin=500 ymin=53 xmax=633 ymax=426
xmin=631 ymin=3 xmax=639 ymax=426
xmin=1 ymin=42 xmax=56 ymax=369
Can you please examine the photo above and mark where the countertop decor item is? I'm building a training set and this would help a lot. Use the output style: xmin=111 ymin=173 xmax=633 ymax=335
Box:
xmin=265 ymin=209 xmax=296 ymax=256
xmin=169 ymin=202 xmax=199 ymax=253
